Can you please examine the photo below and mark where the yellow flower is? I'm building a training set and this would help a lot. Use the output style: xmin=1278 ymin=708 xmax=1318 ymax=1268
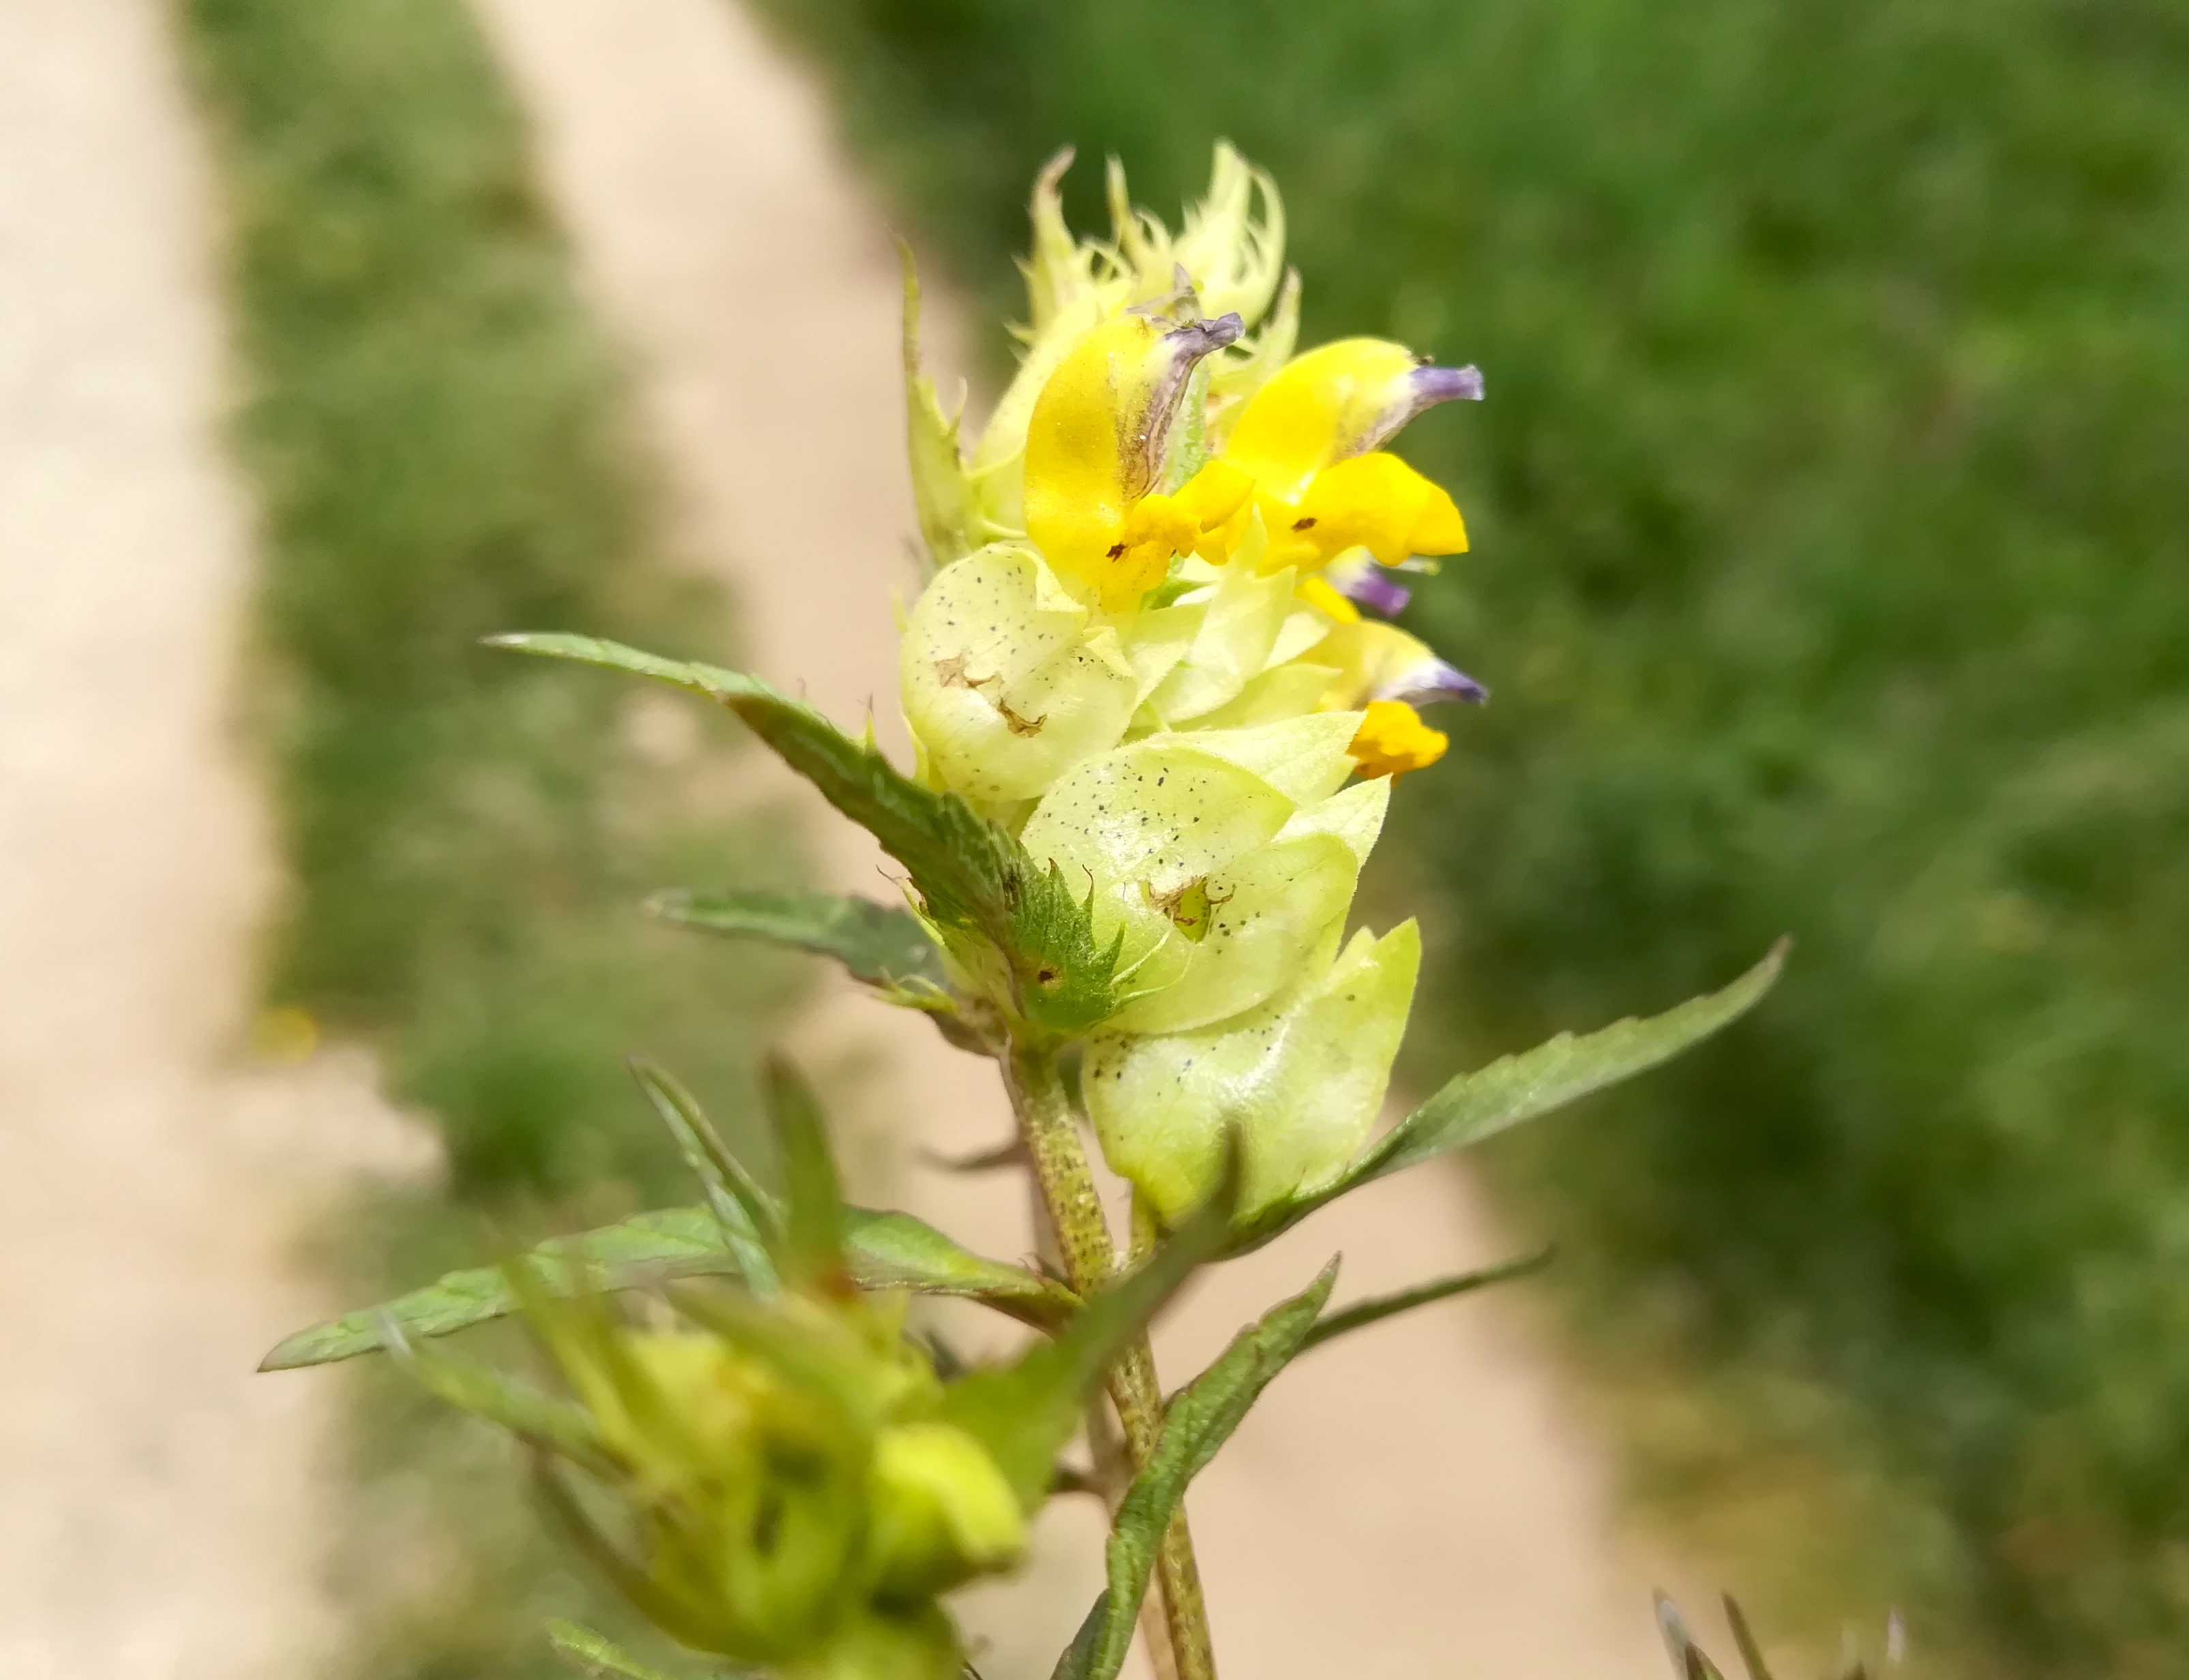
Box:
xmin=1022 ymin=312 xmax=1251 ymax=610
xmin=1348 ymin=699 xmax=1449 ymax=779
xmin=1204 ymin=337 xmax=1481 ymax=575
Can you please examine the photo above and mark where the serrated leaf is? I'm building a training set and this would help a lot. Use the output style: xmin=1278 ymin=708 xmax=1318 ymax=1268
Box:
xmin=646 ymin=888 xmax=945 ymax=991
xmin=545 ymin=1621 xmax=690 ymax=1680
xmin=489 ymin=632 xmax=1120 ymax=1039
xmin=1297 ymin=1249 xmax=1550 ymax=1355
xmin=260 ymin=1205 xmax=1073 ymax=1370
xmin=1228 ymin=942 xmax=1787 ymax=1254
xmin=1054 ymin=1261 xmax=1339 ymax=1680
xmin=940 ymin=1145 xmax=1240 ymax=1512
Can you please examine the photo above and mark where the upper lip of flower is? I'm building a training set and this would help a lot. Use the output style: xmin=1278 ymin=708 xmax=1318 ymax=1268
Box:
xmin=1119 ymin=314 xmax=1244 ymax=501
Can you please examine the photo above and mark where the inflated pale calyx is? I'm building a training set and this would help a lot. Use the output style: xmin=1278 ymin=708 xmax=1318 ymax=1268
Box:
xmin=1014 ymin=712 xmax=1386 ymax=1034
xmin=1085 ymin=919 xmax=1423 ymax=1224
xmin=901 ymin=545 xmax=1136 ymax=807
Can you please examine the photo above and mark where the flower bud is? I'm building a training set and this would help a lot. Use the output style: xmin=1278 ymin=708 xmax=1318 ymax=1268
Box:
xmin=782 ymin=1607 xmax=964 ymax=1680
xmin=487 ymin=1283 xmax=1025 ymax=1672
xmin=867 ymin=1420 xmax=1028 ymax=1598
xmin=1086 ymin=920 xmax=1422 ymax=1223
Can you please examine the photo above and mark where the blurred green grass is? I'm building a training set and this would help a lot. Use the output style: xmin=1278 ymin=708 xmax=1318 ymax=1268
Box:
xmin=181 ymin=0 xmax=803 ymax=1672
xmin=754 ymin=0 xmax=2189 ymax=1672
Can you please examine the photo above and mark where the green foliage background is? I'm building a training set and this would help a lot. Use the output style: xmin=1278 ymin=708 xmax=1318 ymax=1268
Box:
xmin=182 ymin=0 xmax=801 ymax=1672
xmin=754 ymin=1 xmax=2189 ymax=1672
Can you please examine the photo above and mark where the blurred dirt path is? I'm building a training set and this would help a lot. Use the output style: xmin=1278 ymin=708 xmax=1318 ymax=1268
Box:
xmin=467 ymin=0 xmax=1676 ymax=1673
xmin=0 ymin=3 xmax=421 ymax=1675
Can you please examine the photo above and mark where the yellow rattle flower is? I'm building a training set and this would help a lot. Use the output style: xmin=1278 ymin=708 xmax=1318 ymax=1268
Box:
xmin=1209 ymin=338 xmax=1481 ymax=575
xmin=1023 ymin=312 xmax=1253 ymax=611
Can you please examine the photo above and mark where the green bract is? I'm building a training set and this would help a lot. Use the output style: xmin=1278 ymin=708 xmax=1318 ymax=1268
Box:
xmin=1015 ymin=714 xmax=1382 ymax=1034
xmin=1133 ymin=558 xmax=1335 ymax=732
xmin=899 ymin=544 xmax=1136 ymax=809
xmin=1086 ymin=919 xmax=1422 ymax=1223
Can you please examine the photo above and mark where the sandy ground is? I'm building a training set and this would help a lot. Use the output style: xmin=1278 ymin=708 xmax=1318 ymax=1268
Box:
xmin=462 ymin=1 xmax=1682 ymax=1675
xmin=0 ymin=3 xmax=425 ymax=1676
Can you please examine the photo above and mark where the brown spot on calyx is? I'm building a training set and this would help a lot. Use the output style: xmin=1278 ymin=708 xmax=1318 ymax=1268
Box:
xmin=934 ymin=652 xmax=993 ymax=689
xmin=998 ymin=700 xmax=1047 ymax=737
xmin=1142 ymin=875 xmax=1231 ymax=942
xmin=1105 ymin=542 xmax=1127 ymax=559
xmin=1292 ymin=516 xmax=1317 ymax=530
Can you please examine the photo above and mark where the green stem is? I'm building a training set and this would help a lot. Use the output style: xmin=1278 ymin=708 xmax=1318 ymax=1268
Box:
xmin=1004 ymin=1042 xmax=1217 ymax=1680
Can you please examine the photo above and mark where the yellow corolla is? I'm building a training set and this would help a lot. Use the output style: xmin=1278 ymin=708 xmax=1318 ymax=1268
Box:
xmin=1022 ymin=313 xmax=1254 ymax=612
xmin=1348 ymin=699 xmax=1450 ymax=779
xmin=1206 ymin=337 xmax=1481 ymax=575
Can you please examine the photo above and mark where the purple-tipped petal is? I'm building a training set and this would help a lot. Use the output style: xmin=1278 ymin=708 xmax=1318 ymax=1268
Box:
xmin=1326 ymin=551 xmax=1416 ymax=616
xmin=1412 ymin=363 xmax=1485 ymax=406
xmin=1337 ymin=565 xmax=1414 ymax=617
xmin=1356 ymin=361 xmax=1486 ymax=453
xmin=1378 ymin=657 xmax=1489 ymax=707
xmin=1163 ymin=312 xmax=1245 ymax=358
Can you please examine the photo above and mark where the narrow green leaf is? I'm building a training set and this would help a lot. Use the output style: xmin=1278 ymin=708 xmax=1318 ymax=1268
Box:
xmin=833 ymin=1208 xmax=1075 ymax=1325
xmin=765 ymin=1053 xmax=846 ymax=1289
xmin=1056 ymin=1261 xmax=1339 ymax=1680
xmin=1656 ymin=1595 xmax=1729 ymax=1680
xmin=1229 ymin=942 xmax=1787 ymax=1254
xmin=545 ymin=1621 xmax=687 ymax=1680
xmin=628 ymin=1056 xmax=779 ymax=1297
xmin=1049 ymin=1592 xmax=1111 ymax=1680
xmin=1363 ymin=940 xmax=1788 ymax=1181
xmin=378 ymin=1313 xmax=617 ymax=1480
xmin=646 ymin=887 xmax=944 ymax=991
xmin=262 ymin=1210 xmax=735 ymax=1370
xmin=1723 ymin=1595 xmax=1775 ymax=1680
xmin=260 ymin=1206 xmax=1072 ymax=1370
xmin=1298 ymin=1250 xmax=1551 ymax=1355
xmin=534 ymin=1458 xmax=725 ymax=1655
xmin=487 ymin=632 xmax=1122 ymax=1038
xmin=941 ymin=1145 xmax=1241 ymax=1512
xmin=897 ymin=239 xmax=985 ymax=567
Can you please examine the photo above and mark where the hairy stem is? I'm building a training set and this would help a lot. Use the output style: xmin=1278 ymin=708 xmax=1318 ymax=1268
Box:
xmin=1004 ymin=1043 xmax=1217 ymax=1680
